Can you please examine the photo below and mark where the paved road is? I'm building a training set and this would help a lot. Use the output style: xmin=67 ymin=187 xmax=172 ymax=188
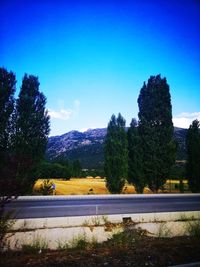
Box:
xmin=4 ymin=194 xmax=200 ymax=219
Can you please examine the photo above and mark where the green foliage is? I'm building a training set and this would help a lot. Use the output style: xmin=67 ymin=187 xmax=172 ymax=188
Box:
xmin=104 ymin=113 xmax=128 ymax=193
xmin=0 ymin=68 xmax=16 ymax=156
xmin=138 ymin=75 xmax=176 ymax=192
xmin=38 ymin=161 xmax=71 ymax=180
xmin=0 ymin=68 xmax=16 ymax=198
xmin=108 ymin=228 xmax=142 ymax=248
xmin=0 ymin=211 xmax=15 ymax=252
xmin=185 ymin=219 xmax=200 ymax=238
xmin=127 ymin=119 xmax=146 ymax=193
xmin=13 ymin=74 xmax=50 ymax=194
xmin=157 ymin=222 xmax=172 ymax=238
xmin=39 ymin=179 xmax=53 ymax=195
xmin=72 ymin=159 xmax=82 ymax=177
xmin=186 ymin=120 xmax=200 ymax=192
xmin=70 ymin=233 xmax=88 ymax=250
xmin=169 ymin=162 xmax=186 ymax=180
xmin=22 ymin=236 xmax=48 ymax=253
xmin=56 ymin=240 xmax=69 ymax=250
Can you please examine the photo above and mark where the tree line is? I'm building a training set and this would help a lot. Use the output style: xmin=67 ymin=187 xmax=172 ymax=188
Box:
xmin=104 ymin=75 xmax=200 ymax=193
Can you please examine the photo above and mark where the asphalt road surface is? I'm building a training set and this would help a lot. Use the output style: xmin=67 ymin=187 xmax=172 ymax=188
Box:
xmin=4 ymin=194 xmax=200 ymax=219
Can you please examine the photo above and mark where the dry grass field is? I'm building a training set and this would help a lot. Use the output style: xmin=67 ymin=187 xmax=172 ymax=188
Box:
xmin=33 ymin=177 xmax=188 ymax=195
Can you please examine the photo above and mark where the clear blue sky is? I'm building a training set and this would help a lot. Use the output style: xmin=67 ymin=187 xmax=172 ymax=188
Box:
xmin=1 ymin=0 xmax=200 ymax=136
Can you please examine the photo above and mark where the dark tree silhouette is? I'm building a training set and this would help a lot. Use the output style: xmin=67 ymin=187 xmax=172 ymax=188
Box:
xmin=138 ymin=75 xmax=176 ymax=192
xmin=104 ymin=113 xmax=128 ymax=193
xmin=186 ymin=119 xmax=200 ymax=192
xmin=127 ymin=118 xmax=146 ymax=193
xmin=0 ymin=68 xmax=16 ymax=206
xmin=13 ymin=74 xmax=50 ymax=194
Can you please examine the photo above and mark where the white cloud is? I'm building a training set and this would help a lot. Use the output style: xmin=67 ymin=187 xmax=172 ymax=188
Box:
xmin=48 ymin=109 xmax=72 ymax=120
xmin=173 ymin=112 xmax=200 ymax=128
xmin=48 ymin=99 xmax=81 ymax=121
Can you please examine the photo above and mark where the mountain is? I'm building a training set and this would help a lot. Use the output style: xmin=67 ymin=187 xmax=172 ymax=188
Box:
xmin=47 ymin=128 xmax=106 ymax=169
xmin=46 ymin=127 xmax=187 ymax=169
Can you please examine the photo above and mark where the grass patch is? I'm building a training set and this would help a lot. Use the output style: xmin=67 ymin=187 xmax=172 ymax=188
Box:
xmin=22 ymin=236 xmax=48 ymax=253
xmin=157 ymin=222 xmax=172 ymax=238
xmin=185 ymin=220 xmax=200 ymax=238
xmin=70 ymin=233 xmax=89 ymax=250
xmin=107 ymin=228 xmax=144 ymax=249
xmin=56 ymin=240 xmax=69 ymax=250
xmin=0 ymin=211 xmax=15 ymax=252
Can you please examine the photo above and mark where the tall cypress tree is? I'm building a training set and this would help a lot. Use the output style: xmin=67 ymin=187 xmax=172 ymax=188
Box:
xmin=13 ymin=74 xmax=50 ymax=193
xmin=186 ymin=119 xmax=200 ymax=192
xmin=0 ymin=68 xmax=16 ymax=161
xmin=0 ymin=68 xmax=16 ymax=200
xmin=138 ymin=75 xmax=176 ymax=192
xmin=104 ymin=113 xmax=128 ymax=193
xmin=127 ymin=118 xmax=146 ymax=193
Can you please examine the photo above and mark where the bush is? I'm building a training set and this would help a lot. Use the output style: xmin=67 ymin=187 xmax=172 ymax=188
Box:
xmin=0 ymin=211 xmax=15 ymax=252
xmin=39 ymin=179 xmax=53 ymax=195
xmin=38 ymin=161 xmax=71 ymax=180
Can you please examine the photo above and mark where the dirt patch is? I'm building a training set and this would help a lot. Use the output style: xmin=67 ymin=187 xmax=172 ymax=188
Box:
xmin=1 ymin=235 xmax=200 ymax=267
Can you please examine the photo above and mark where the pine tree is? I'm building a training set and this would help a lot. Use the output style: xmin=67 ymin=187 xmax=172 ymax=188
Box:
xmin=138 ymin=75 xmax=176 ymax=192
xmin=72 ymin=159 xmax=82 ymax=177
xmin=127 ymin=119 xmax=146 ymax=193
xmin=13 ymin=74 xmax=50 ymax=193
xmin=104 ymin=113 xmax=128 ymax=193
xmin=186 ymin=120 xmax=200 ymax=192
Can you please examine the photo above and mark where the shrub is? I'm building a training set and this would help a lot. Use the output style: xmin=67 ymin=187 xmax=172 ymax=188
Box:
xmin=0 ymin=211 xmax=15 ymax=252
xmin=39 ymin=179 xmax=53 ymax=195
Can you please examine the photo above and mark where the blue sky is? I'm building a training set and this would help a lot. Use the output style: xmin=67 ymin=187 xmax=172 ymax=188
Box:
xmin=1 ymin=0 xmax=200 ymax=136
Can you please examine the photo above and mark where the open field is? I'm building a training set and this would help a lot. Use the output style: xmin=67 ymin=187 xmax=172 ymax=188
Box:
xmin=34 ymin=178 xmax=138 ymax=195
xmin=33 ymin=178 xmax=189 ymax=195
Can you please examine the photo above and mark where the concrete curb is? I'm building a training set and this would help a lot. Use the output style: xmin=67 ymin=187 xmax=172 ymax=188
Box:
xmin=11 ymin=211 xmax=200 ymax=230
xmin=16 ymin=193 xmax=200 ymax=201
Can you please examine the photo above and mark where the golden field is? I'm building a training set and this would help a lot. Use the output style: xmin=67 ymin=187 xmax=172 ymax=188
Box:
xmin=33 ymin=177 xmax=188 ymax=195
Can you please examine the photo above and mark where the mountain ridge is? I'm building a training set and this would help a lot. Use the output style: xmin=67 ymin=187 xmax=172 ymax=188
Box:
xmin=46 ymin=127 xmax=187 ymax=169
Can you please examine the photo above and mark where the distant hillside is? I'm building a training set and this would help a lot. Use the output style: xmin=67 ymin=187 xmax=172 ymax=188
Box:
xmin=46 ymin=127 xmax=187 ymax=169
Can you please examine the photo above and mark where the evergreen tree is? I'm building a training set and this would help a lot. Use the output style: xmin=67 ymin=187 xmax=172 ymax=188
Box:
xmin=127 ymin=118 xmax=146 ymax=193
xmin=72 ymin=159 xmax=82 ymax=177
xmin=13 ymin=74 xmax=50 ymax=193
xmin=38 ymin=161 xmax=71 ymax=180
xmin=0 ymin=68 xmax=16 ymax=163
xmin=0 ymin=68 xmax=17 ymax=201
xmin=104 ymin=113 xmax=128 ymax=193
xmin=186 ymin=119 xmax=200 ymax=192
xmin=138 ymin=75 xmax=176 ymax=192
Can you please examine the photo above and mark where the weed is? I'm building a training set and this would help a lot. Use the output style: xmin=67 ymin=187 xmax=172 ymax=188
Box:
xmin=0 ymin=211 xmax=15 ymax=252
xmin=108 ymin=228 xmax=142 ymax=248
xmin=39 ymin=179 xmax=53 ymax=195
xmin=101 ymin=215 xmax=109 ymax=224
xmin=179 ymin=214 xmax=196 ymax=222
xmin=22 ymin=236 xmax=48 ymax=253
xmin=185 ymin=220 xmax=200 ymax=238
xmin=70 ymin=233 xmax=88 ymax=250
xmin=157 ymin=222 xmax=172 ymax=238
xmin=56 ymin=240 xmax=69 ymax=250
xmin=91 ymin=216 xmax=101 ymax=226
xmin=89 ymin=236 xmax=98 ymax=249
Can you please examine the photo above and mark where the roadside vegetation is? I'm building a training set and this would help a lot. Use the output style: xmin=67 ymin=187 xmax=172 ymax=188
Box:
xmin=1 ymin=228 xmax=200 ymax=267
